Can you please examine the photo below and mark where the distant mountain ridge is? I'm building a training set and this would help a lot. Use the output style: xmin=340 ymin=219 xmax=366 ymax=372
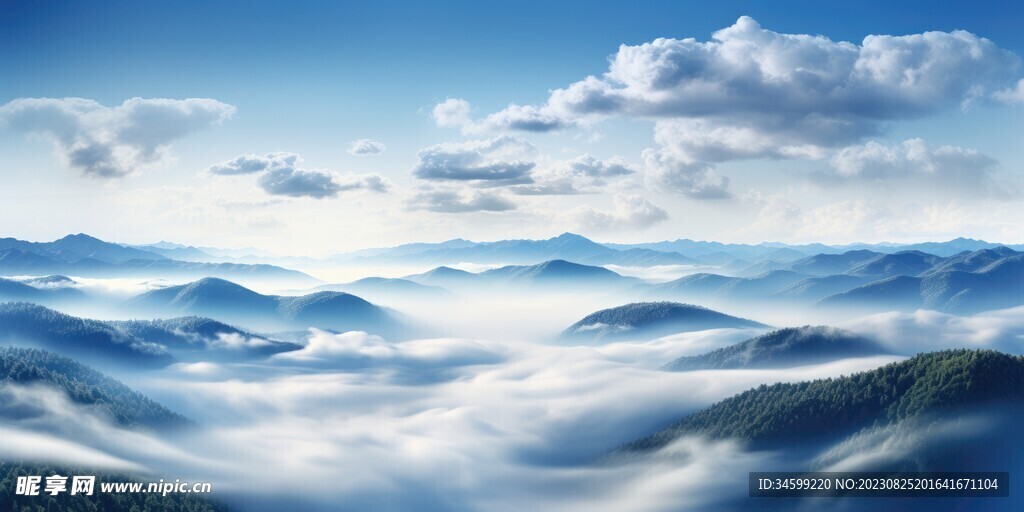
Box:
xmin=819 ymin=251 xmax=1024 ymax=314
xmin=0 ymin=234 xmax=318 ymax=286
xmin=403 ymin=259 xmax=639 ymax=291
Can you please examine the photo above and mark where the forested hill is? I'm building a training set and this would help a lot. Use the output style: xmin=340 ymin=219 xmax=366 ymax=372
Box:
xmin=0 ymin=302 xmax=173 ymax=367
xmin=626 ymin=350 xmax=1024 ymax=452
xmin=662 ymin=326 xmax=886 ymax=370
xmin=0 ymin=347 xmax=187 ymax=429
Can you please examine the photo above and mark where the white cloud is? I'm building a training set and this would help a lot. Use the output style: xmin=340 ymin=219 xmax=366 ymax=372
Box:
xmin=994 ymin=79 xmax=1024 ymax=104
xmin=572 ymin=193 xmax=669 ymax=231
xmin=454 ymin=17 xmax=1022 ymax=194
xmin=827 ymin=138 xmax=1004 ymax=196
xmin=407 ymin=187 xmax=517 ymax=213
xmin=0 ymin=97 xmax=236 ymax=177
xmin=208 ymin=152 xmax=391 ymax=198
xmin=411 ymin=135 xmax=537 ymax=184
xmin=642 ymin=147 xmax=730 ymax=199
xmin=432 ymin=98 xmax=473 ymax=128
xmin=347 ymin=139 xmax=386 ymax=155
xmin=272 ymin=330 xmax=507 ymax=372
xmin=512 ymin=154 xmax=637 ymax=195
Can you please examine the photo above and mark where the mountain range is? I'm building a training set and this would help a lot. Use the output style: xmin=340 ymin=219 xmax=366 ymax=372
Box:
xmin=404 ymin=259 xmax=640 ymax=291
xmin=645 ymin=247 xmax=1024 ymax=314
xmin=0 ymin=234 xmax=317 ymax=286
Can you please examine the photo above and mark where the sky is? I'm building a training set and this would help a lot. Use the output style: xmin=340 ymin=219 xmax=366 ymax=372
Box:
xmin=1 ymin=0 xmax=1022 ymax=255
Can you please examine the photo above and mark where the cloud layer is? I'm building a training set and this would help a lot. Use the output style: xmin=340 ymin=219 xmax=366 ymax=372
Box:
xmin=0 ymin=97 xmax=236 ymax=177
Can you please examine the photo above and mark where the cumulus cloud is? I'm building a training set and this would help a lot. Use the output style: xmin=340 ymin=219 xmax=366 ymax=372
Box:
xmin=411 ymin=135 xmax=537 ymax=185
xmin=0 ymin=97 xmax=235 ymax=177
xmin=512 ymin=154 xmax=638 ymax=195
xmin=642 ymin=147 xmax=730 ymax=199
xmin=347 ymin=139 xmax=386 ymax=155
xmin=407 ymin=187 xmax=517 ymax=213
xmin=827 ymin=138 xmax=1005 ymax=196
xmin=572 ymin=193 xmax=669 ymax=231
xmin=432 ymin=98 xmax=473 ymax=128
xmin=208 ymin=152 xmax=391 ymax=198
xmin=494 ymin=17 xmax=1018 ymax=134
xmin=994 ymin=79 xmax=1024 ymax=104
xmin=450 ymin=17 xmax=1022 ymax=195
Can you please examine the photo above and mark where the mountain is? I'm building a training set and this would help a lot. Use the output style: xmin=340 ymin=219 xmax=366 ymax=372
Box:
xmin=647 ymin=270 xmax=810 ymax=302
xmin=819 ymin=250 xmax=1024 ymax=314
xmin=309 ymin=277 xmax=454 ymax=300
xmin=0 ymin=277 xmax=78 ymax=303
xmin=895 ymin=237 xmax=1009 ymax=257
xmin=625 ymin=349 xmax=1024 ymax=451
xmin=844 ymin=250 xmax=944 ymax=279
xmin=125 ymin=278 xmax=407 ymax=336
xmin=778 ymin=249 xmax=882 ymax=277
xmin=0 ymin=303 xmax=173 ymax=367
xmin=130 ymin=242 xmax=218 ymax=262
xmin=110 ymin=317 xmax=302 ymax=359
xmin=0 ymin=234 xmax=318 ymax=286
xmin=479 ymin=259 xmax=637 ymax=289
xmin=0 ymin=346 xmax=186 ymax=429
xmin=662 ymin=326 xmax=886 ymax=371
xmin=921 ymin=246 xmax=1019 ymax=274
xmin=339 ymin=232 xmax=698 ymax=267
xmin=771 ymin=274 xmax=869 ymax=302
xmin=0 ymin=233 xmax=166 ymax=264
xmin=403 ymin=266 xmax=480 ymax=289
xmin=559 ymin=302 xmax=766 ymax=343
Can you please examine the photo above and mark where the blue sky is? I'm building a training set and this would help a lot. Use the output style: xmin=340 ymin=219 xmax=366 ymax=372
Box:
xmin=1 ymin=0 xmax=1022 ymax=254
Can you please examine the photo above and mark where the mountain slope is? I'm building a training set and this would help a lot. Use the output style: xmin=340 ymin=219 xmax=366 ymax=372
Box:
xmin=111 ymin=317 xmax=301 ymax=358
xmin=0 ymin=347 xmax=185 ymax=428
xmin=845 ymin=250 xmax=945 ymax=279
xmin=662 ymin=326 xmax=886 ymax=371
xmin=626 ymin=349 xmax=1024 ymax=451
xmin=560 ymin=302 xmax=766 ymax=343
xmin=0 ymin=303 xmax=173 ymax=367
